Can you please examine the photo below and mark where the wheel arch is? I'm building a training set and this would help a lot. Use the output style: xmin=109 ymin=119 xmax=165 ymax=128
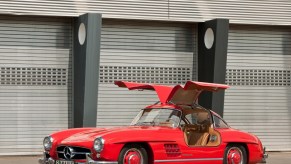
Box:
xmin=120 ymin=142 xmax=154 ymax=164
xmin=225 ymin=142 xmax=249 ymax=164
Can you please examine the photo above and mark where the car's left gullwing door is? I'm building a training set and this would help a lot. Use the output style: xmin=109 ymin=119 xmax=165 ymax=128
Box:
xmin=114 ymin=81 xmax=173 ymax=104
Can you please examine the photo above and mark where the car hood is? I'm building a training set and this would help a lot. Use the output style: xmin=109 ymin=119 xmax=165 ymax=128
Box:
xmin=115 ymin=81 xmax=229 ymax=105
xmin=60 ymin=128 xmax=109 ymax=144
xmin=59 ymin=126 xmax=181 ymax=145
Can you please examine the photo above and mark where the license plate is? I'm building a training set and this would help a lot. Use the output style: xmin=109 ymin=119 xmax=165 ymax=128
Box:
xmin=55 ymin=160 xmax=74 ymax=164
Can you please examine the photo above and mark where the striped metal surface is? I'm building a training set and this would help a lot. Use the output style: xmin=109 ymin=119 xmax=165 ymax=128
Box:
xmin=0 ymin=1 xmax=291 ymax=25
xmin=97 ymin=20 xmax=197 ymax=127
xmin=0 ymin=0 xmax=168 ymax=20
xmin=0 ymin=15 xmax=72 ymax=155
xmin=224 ymin=25 xmax=291 ymax=151
xmin=169 ymin=0 xmax=291 ymax=25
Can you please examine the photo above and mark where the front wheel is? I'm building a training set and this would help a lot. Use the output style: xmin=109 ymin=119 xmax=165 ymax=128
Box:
xmin=118 ymin=144 xmax=148 ymax=164
xmin=223 ymin=144 xmax=247 ymax=164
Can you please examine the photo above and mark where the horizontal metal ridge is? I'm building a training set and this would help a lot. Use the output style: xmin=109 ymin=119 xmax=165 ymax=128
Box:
xmin=0 ymin=0 xmax=291 ymax=25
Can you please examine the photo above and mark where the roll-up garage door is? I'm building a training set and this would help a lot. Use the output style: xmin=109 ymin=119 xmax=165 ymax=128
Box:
xmin=0 ymin=16 xmax=72 ymax=155
xmin=97 ymin=20 xmax=197 ymax=127
xmin=224 ymin=25 xmax=291 ymax=151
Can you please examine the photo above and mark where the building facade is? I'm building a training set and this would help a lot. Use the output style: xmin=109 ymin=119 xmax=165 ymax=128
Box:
xmin=0 ymin=0 xmax=290 ymax=155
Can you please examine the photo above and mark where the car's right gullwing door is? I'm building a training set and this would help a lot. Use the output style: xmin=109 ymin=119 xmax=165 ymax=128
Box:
xmin=115 ymin=81 xmax=229 ymax=105
xmin=167 ymin=81 xmax=229 ymax=105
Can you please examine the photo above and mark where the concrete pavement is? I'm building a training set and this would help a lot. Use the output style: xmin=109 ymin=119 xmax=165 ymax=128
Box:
xmin=264 ymin=152 xmax=291 ymax=164
xmin=0 ymin=152 xmax=290 ymax=164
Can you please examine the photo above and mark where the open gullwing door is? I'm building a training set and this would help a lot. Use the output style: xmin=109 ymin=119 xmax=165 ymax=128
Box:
xmin=114 ymin=81 xmax=173 ymax=104
xmin=114 ymin=81 xmax=229 ymax=105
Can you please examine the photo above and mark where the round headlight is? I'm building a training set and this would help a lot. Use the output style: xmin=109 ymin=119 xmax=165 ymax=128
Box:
xmin=94 ymin=137 xmax=104 ymax=152
xmin=43 ymin=136 xmax=53 ymax=151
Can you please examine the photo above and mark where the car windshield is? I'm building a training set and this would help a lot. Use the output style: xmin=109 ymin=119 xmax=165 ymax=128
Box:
xmin=131 ymin=108 xmax=182 ymax=128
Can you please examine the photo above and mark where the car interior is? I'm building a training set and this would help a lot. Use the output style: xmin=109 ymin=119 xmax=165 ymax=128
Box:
xmin=180 ymin=105 xmax=221 ymax=147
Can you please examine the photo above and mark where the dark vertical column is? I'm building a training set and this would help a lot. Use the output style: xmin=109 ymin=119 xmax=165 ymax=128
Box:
xmin=197 ymin=19 xmax=229 ymax=117
xmin=73 ymin=13 xmax=102 ymax=127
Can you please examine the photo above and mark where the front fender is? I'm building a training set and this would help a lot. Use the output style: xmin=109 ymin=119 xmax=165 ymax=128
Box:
xmin=48 ymin=128 xmax=97 ymax=158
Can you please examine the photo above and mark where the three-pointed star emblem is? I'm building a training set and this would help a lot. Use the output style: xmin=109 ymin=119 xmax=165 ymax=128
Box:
xmin=63 ymin=146 xmax=75 ymax=159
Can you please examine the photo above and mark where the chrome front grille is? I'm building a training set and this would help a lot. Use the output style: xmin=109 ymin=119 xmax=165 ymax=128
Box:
xmin=57 ymin=146 xmax=91 ymax=160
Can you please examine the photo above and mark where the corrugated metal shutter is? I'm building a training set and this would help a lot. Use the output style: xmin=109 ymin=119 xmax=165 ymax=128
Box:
xmin=0 ymin=0 xmax=169 ymax=20
xmin=1 ymin=1 xmax=291 ymax=26
xmin=169 ymin=0 xmax=291 ymax=25
xmin=224 ymin=25 xmax=291 ymax=151
xmin=0 ymin=15 xmax=72 ymax=155
xmin=97 ymin=20 xmax=197 ymax=127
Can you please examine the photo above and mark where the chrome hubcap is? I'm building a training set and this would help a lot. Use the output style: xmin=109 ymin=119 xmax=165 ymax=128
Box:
xmin=123 ymin=148 xmax=143 ymax=164
xmin=227 ymin=147 xmax=243 ymax=164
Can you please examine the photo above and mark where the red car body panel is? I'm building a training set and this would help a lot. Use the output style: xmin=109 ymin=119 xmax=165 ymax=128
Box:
xmin=40 ymin=81 xmax=265 ymax=164
xmin=47 ymin=125 xmax=263 ymax=164
xmin=48 ymin=126 xmax=225 ymax=163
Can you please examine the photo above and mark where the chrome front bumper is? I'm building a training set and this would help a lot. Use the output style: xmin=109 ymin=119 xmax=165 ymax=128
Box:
xmin=38 ymin=153 xmax=118 ymax=164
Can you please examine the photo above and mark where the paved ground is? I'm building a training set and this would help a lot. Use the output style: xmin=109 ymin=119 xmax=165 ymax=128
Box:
xmin=264 ymin=152 xmax=291 ymax=164
xmin=0 ymin=152 xmax=290 ymax=164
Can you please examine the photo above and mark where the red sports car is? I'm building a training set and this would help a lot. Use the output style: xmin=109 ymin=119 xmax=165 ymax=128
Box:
xmin=39 ymin=81 xmax=268 ymax=164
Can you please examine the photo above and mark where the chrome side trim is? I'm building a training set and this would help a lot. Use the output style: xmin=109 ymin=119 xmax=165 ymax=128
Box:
xmin=155 ymin=158 xmax=223 ymax=163
xmin=87 ymin=162 xmax=118 ymax=164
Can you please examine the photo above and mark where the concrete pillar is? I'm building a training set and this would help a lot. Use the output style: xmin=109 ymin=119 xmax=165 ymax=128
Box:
xmin=73 ymin=13 xmax=102 ymax=127
xmin=197 ymin=19 xmax=229 ymax=117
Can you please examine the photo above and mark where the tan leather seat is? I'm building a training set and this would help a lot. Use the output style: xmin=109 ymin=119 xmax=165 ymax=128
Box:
xmin=183 ymin=124 xmax=210 ymax=146
xmin=188 ymin=132 xmax=210 ymax=146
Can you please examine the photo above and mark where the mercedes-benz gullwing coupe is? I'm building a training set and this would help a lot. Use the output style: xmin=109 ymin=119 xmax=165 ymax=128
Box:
xmin=39 ymin=81 xmax=268 ymax=164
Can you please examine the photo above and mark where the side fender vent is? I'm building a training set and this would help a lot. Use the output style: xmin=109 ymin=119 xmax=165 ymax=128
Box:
xmin=164 ymin=144 xmax=181 ymax=157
